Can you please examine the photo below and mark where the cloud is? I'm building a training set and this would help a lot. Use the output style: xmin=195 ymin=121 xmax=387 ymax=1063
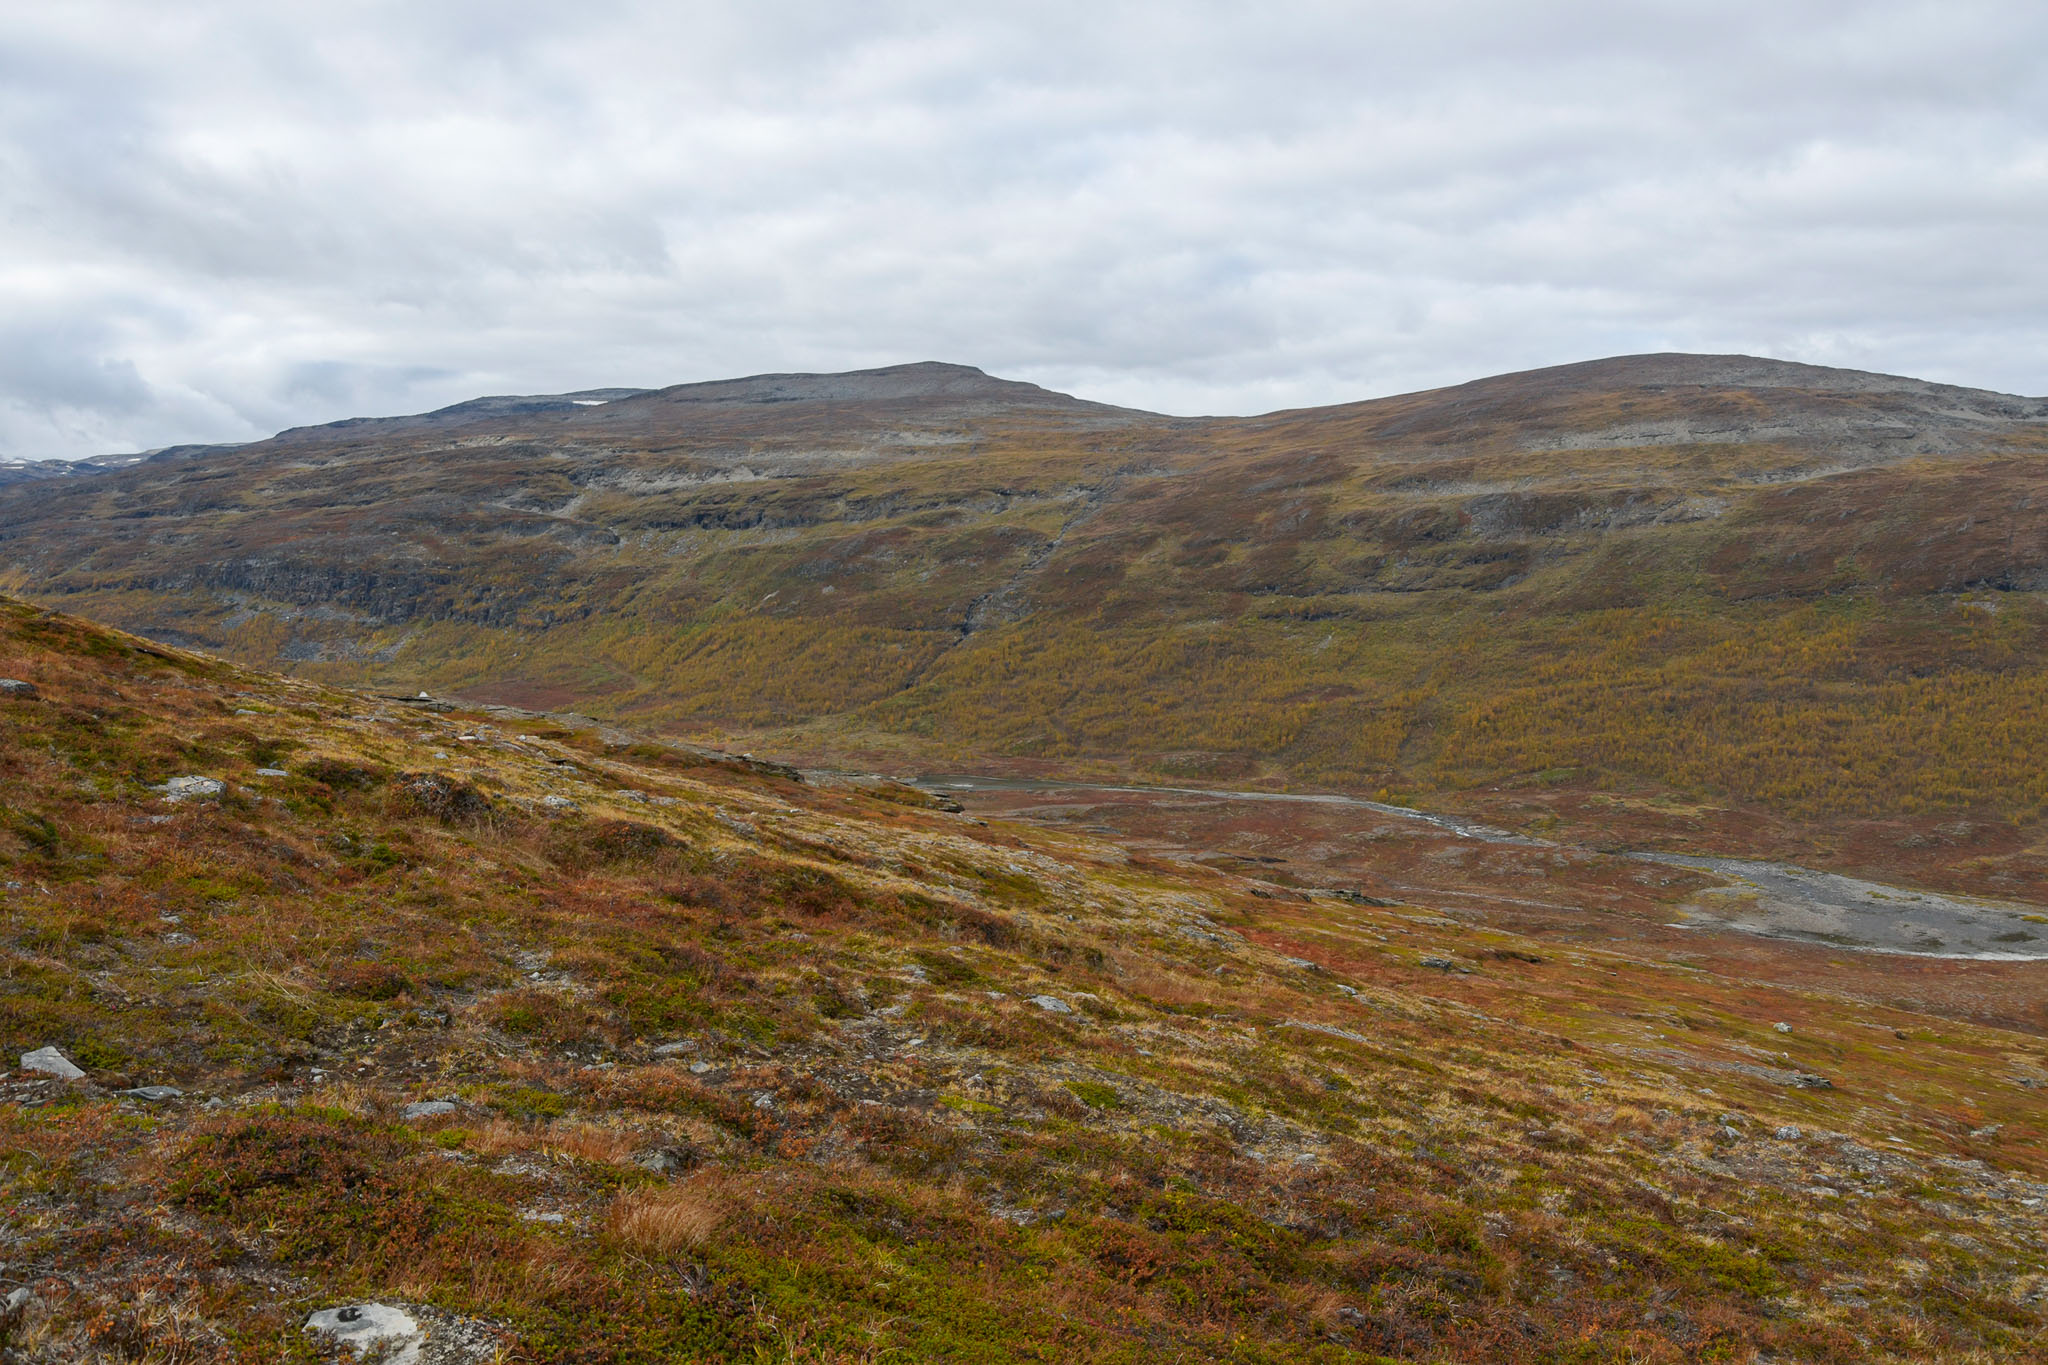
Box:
xmin=1 ymin=0 xmax=2044 ymax=457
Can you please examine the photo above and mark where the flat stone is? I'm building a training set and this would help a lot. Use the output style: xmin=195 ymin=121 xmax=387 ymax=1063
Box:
xmin=123 ymin=1085 xmax=184 ymax=1101
xmin=20 ymin=1046 xmax=85 ymax=1080
xmin=1028 ymin=994 xmax=1073 ymax=1015
xmin=688 ymin=1061 xmax=713 ymax=1074
xmin=0 ymin=679 xmax=38 ymax=699
xmin=401 ymin=1100 xmax=459 ymax=1120
xmin=651 ymin=1040 xmax=698 ymax=1056
xmin=305 ymin=1303 xmax=422 ymax=1363
xmin=159 ymin=775 xmax=225 ymax=801
xmin=255 ymin=767 xmax=290 ymax=778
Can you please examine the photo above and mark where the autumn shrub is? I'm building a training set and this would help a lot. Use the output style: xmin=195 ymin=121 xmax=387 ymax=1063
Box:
xmin=390 ymin=771 xmax=495 ymax=824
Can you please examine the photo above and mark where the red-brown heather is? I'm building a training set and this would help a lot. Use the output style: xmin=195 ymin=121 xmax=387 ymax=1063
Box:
xmin=2 ymin=353 xmax=2047 ymax=1361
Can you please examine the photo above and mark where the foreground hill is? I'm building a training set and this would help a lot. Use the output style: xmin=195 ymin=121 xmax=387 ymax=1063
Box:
xmin=5 ymin=355 xmax=2048 ymax=886
xmin=2 ymin=596 xmax=2046 ymax=1362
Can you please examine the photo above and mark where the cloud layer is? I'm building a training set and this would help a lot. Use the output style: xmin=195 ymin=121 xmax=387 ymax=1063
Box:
xmin=4 ymin=0 xmax=2045 ymax=457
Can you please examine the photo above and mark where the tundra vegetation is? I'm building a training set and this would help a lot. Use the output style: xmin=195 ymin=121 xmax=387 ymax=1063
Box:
xmin=1 ymin=598 xmax=2045 ymax=1362
xmin=5 ymin=357 xmax=2048 ymax=893
xmin=4 ymin=356 xmax=2048 ymax=1361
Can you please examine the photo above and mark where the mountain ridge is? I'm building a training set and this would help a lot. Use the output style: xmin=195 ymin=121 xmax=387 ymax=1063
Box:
xmin=5 ymin=349 xmax=2048 ymax=899
xmin=13 ymin=350 xmax=2044 ymax=480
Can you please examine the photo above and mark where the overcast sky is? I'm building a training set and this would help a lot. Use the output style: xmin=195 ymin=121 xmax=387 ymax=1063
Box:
xmin=3 ymin=1 xmax=2045 ymax=459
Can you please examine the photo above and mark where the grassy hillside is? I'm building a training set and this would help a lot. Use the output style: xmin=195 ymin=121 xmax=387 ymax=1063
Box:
xmin=3 ymin=597 xmax=2048 ymax=1362
xmin=5 ymin=355 xmax=2048 ymax=881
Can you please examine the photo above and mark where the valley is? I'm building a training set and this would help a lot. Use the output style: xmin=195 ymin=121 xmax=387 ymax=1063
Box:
xmin=1 ymin=598 xmax=2047 ymax=1362
xmin=3 ymin=353 xmax=2048 ymax=1360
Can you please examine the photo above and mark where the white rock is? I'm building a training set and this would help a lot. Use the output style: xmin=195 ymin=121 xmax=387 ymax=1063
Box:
xmin=305 ymin=1303 xmax=422 ymax=1362
xmin=1773 ymin=1022 xmax=1792 ymax=1034
xmin=1775 ymin=1125 xmax=1803 ymax=1141
xmin=401 ymin=1100 xmax=459 ymax=1120
xmin=1028 ymin=995 xmax=1073 ymax=1015
xmin=20 ymin=1046 xmax=85 ymax=1080
xmin=255 ymin=768 xmax=290 ymax=778
xmin=159 ymin=775 xmax=224 ymax=801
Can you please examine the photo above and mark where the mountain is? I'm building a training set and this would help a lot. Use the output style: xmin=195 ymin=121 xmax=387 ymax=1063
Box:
xmin=0 ymin=449 xmax=155 ymax=490
xmin=4 ymin=354 xmax=2048 ymax=892
xmin=2 ymin=595 xmax=2045 ymax=1360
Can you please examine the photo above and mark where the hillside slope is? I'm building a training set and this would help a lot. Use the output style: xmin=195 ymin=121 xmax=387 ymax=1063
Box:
xmin=3 ymin=596 xmax=2047 ymax=1362
xmin=4 ymin=355 xmax=2048 ymax=879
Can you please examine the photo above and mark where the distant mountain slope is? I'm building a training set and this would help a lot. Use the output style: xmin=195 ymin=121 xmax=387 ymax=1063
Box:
xmin=4 ymin=353 xmax=2048 ymax=873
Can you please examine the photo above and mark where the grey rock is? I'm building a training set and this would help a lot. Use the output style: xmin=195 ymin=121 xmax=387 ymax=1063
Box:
xmin=158 ymin=775 xmax=225 ymax=801
xmin=539 ymin=794 xmax=578 ymax=812
xmin=255 ymin=767 xmax=290 ymax=777
xmin=123 ymin=1085 xmax=184 ymax=1101
xmin=635 ymin=1144 xmax=700 ymax=1175
xmin=1776 ymin=1125 xmax=1803 ymax=1140
xmin=651 ymin=1040 xmax=698 ymax=1056
xmin=1028 ymin=994 xmax=1073 ymax=1014
xmin=402 ymin=1100 xmax=460 ymax=1120
xmin=688 ymin=1061 xmax=713 ymax=1075
xmin=304 ymin=1303 xmax=422 ymax=1362
xmin=0 ymin=679 xmax=38 ymax=699
xmin=20 ymin=1045 xmax=85 ymax=1080
xmin=1789 ymin=1073 xmax=1833 ymax=1090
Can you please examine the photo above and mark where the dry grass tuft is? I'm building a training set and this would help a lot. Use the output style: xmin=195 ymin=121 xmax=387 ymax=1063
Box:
xmin=542 ymin=1121 xmax=643 ymax=1166
xmin=608 ymin=1177 xmax=727 ymax=1256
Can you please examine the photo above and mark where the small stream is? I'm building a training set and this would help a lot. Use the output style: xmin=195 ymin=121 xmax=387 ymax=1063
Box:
xmin=912 ymin=774 xmax=2048 ymax=962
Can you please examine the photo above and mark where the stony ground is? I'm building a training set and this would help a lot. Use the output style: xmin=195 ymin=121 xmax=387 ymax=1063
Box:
xmin=2 ymin=597 xmax=2046 ymax=1363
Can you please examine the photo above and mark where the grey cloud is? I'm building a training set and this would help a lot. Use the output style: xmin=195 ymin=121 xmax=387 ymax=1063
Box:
xmin=2 ymin=0 xmax=2044 ymax=459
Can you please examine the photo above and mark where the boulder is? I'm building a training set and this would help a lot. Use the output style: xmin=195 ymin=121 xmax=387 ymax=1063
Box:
xmin=401 ymin=1100 xmax=459 ymax=1120
xmin=304 ymin=1303 xmax=422 ymax=1363
xmin=159 ymin=775 xmax=225 ymax=801
xmin=122 ymin=1085 xmax=184 ymax=1101
xmin=0 ymin=679 xmax=38 ymax=699
xmin=1028 ymin=995 xmax=1073 ymax=1015
xmin=19 ymin=1046 xmax=85 ymax=1080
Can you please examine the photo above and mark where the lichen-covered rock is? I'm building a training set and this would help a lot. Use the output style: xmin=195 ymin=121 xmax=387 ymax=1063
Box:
xmin=0 ymin=678 xmax=37 ymax=698
xmin=305 ymin=1303 xmax=422 ymax=1362
xmin=402 ymin=1100 xmax=459 ymax=1120
xmin=159 ymin=775 xmax=225 ymax=800
xmin=20 ymin=1045 xmax=85 ymax=1080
